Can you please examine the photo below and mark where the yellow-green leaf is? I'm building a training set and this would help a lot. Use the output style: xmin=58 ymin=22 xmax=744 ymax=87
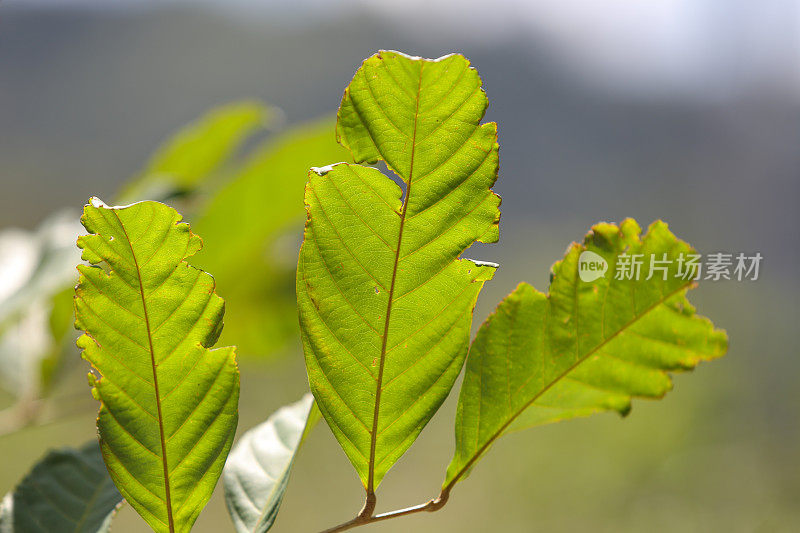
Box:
xmin=74 ymin=198 xmax=239 ymax=533
xmin=297 ymin=51 xmax=500 ymax=493
xmin=444 ymin=219 xmax=728 ymax=490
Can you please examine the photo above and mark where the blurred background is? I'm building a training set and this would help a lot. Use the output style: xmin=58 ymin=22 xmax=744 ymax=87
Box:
xmin=1 ymin=0 xmax=798 ymax=531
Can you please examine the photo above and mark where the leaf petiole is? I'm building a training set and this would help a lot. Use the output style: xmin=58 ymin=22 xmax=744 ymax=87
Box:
xmin=318 ymin=490 xmax=450 ymax=533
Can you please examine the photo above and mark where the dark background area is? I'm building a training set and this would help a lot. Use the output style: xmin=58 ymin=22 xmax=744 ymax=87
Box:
xmin=1 ymin=2 xmax=798 ymax=531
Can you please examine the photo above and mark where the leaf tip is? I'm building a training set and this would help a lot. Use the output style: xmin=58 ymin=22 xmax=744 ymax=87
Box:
xmin=89 ymin=196 xmax=109 ymax=209
xmin=310 ymin=164 xmax=339 ymax=176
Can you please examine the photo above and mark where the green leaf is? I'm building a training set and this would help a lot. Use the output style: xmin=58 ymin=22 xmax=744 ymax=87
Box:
xmin=444 ymin=219 xmax=728 ymax=490
xmin=0 ymin=441 xmax=123 ymax=533
xmin=222 ymin=394 xmax=320 ymax=533
xmin=193 ymin=118 xmax=350 ymax=357
xmin=297 ymin=51 xmax=500 ymax=492
xmin=74 ymin=198 xmax=240 ymax=533
xmin=119 ymin=101 xmax=272 ymax=202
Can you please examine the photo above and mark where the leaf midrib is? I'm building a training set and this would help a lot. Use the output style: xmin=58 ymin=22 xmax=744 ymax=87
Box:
xmin=445 ymin=278 xmax=694 ymax=491
xmin=366 ymin=61 xmax=425 ymax=495
xmin=71 ymin=476 xmax=109 ymax=533
xmin=111 ymin=209 xmax=175 ymax=533
xmin=250 ymin=415 xmax=300 ymax=533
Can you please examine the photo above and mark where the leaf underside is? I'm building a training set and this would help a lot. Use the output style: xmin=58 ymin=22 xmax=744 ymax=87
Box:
xmin=1 ymin=441 xmax=122 ymax=533
xmin=445 ymin=219 xmax=728 ymax=488
xmin=74 ymin=199 xmax=239 ymax=533
xmin=223 ymin=394 xmax=320 ymax=533
xmin=297 ymin=51 xmax=501 ymax=490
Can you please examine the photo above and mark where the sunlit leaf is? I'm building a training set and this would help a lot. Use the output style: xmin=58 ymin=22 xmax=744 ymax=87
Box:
xmin=74 ymin=198 xmax=239 ymax=533
xmin=298 ymin=51 xmax=500 ymax=492
xmin=223 ymin=394 xmax=320 ymax=533
xmin=444 ymin=219 xmax=728 ymax=490
xmin=0 ymin=441 xmax=122 ymax=533
xmin=193 ymin=118 xmax=349 ymax=357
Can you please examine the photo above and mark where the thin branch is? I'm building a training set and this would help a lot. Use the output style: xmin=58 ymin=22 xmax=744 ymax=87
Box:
xmin=0 ymin=393 xmax=94 ymax=438
xmin=0 ymin=400 xmax=40 ymax=437
xmin=317 ymin=490 xmax=450 ymax=533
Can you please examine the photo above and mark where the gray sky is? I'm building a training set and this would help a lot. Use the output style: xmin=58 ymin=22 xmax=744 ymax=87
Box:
xmin=5 ymin=0 xmax=800 ymax=100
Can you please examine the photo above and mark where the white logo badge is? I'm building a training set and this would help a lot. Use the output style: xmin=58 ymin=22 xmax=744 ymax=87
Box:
xmin=578 ymin=250 xmax=608 ymax=282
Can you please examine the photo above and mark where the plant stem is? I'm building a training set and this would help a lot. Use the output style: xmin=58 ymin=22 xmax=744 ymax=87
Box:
xmin=0 ymin=393 xmax=93 ymax=438
xmin=317 ymin=489 xmax=450 ymax=533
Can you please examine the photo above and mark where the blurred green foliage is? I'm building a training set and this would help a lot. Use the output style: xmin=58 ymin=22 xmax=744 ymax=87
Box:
xmin=119 ymin=101 xmax=274 ymax=203
xmin=193 ymin=118 xmax=350 ymax=358
xmin=0 ymin=102 xmax=345 ymax=433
